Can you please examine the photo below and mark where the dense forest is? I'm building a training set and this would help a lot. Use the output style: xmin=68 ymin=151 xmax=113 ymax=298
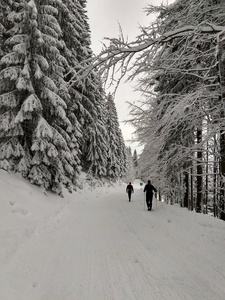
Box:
xmin=0 ymin=0 xmax=127 ymax=195
xmin=91 ymin=0 xmax=225 ymax=220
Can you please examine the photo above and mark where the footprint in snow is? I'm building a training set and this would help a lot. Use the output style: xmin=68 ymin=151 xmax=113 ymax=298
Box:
xmin=12 ymin=207 xmax=29 ymax=216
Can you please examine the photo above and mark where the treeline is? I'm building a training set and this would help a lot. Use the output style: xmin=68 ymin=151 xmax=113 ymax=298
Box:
xmin=94 ymin=0 xmax=225 ymax=219
xmin=0 ymin=0 xmax=127 ymax=195
xmin=134 ymin=0 xmax=225 ymax=219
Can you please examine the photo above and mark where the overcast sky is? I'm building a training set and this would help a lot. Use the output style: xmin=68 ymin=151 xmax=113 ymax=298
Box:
xmin=86 ymin=0 xmax=175 ymax=154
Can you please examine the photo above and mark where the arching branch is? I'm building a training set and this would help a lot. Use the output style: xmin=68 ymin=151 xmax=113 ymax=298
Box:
xmin=68 ymin=23 xmax=225 ymax=88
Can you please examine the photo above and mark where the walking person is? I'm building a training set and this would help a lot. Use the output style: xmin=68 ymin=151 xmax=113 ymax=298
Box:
xmin=143 ymin=180 xmax=157 ymax=211
xmin=126 ymin=182 xmax=134 ymax=202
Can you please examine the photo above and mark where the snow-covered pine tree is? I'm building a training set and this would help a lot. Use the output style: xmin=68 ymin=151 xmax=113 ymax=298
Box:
xmin=56 ymin=0 xmax=93 ymax=185
xmin=105 ymin=93 xmax=126 ymax=179
xmin=123 ymin=146 xmax=135 ymax=183
xmin=80 ymin=81 xmax=109 ymax=178
xmin=0 ymin=1 xmax=7 ymax=52
xmin=66 ymin=0 xmax=109 ymax=178
xmin=117 ymin=128 xmax=127 ymax=178
xmin=133 ymin=150 xmax=138 ymax=168
xmin=132 ymin=149 xmax=139 ymax=178
xmin=0 ymin=0 xmax=127 ymax=192
xmin=0 ymin=0 xmax=33 ymax=174
xmin=0 ymin=0 xmax=81 ymax=194
xmin=105 ymin=93 xmax=119 ymax=179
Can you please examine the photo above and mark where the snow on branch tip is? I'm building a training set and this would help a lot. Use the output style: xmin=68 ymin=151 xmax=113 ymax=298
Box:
xmin=67 ymin=24 xmax=225 ymax=88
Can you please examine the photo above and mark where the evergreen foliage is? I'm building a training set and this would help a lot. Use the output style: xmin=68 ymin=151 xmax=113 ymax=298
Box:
xmin=122 ymin=146 xmax=135 ymax=183
xmin=132 ymin=149 xmax=139 ymax=178
xmin=132 ymin=149 xmax=138 ymax=168
xmin=0 ymin=0 xmax=127 ymax=194
xmin=105 ymin=93 xmax=127 ymax=179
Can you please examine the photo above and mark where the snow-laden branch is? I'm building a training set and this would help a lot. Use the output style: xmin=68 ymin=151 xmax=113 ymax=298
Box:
xmin=68 ymin=23 xmax=225 ymax=87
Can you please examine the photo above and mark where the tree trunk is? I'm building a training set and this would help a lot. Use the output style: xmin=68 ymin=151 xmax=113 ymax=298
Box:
xmin=183 ymin=171 xmax=189 ymax=208
xmin=219 ymin=131 xmax=225 ymax=220
xmin=158 ymin=189 xmax=162 ymax=201
xmin=196 ymin=127 xmax=202 ymax=213
xmin=217 ymin=29 xmax=225 ymax=220
xmin=205 ymin=139 xmax=209 ymax=214
xmin=190 ymin=166 xmax=194 ymax=211
xmin=213 ymin=136 xmax=218 ymax=218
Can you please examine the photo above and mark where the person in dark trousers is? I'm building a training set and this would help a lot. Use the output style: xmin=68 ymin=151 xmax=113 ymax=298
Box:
xmin=126 ymin=182 xmax=134 ymax=202
xmin=144 ymin=180 xmax=157 ymax=211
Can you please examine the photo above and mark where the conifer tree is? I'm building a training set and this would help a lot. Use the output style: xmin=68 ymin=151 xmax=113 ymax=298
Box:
xmin=106 ymin=93 xmax=122 ymax=179
xmin=123 ymin=147 xmax=135 ymax=183
xmin=133 ymin=150 xmax=138 ymax=168
xmin=0 ymin=0 xmax=80 ymax=194
xmin=68 ymin=0 xmax=109 ymax=178
xmin=132 ymin=149 xmax=139 ymax=178
xmin=0 ymin=0 xmax=34 ymax=175
xmin=0 ymin=0 xmax=128 ymax=193
xmin=117 ymin=127 xmax=127 ymax=177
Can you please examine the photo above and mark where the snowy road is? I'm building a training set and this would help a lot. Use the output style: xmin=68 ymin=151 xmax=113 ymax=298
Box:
xmin=1 ymin=176 xmax=225 ymax=300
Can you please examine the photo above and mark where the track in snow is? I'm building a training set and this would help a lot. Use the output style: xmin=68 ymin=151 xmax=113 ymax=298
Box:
xmin=1 ymin=185 xmax=225 ymax=300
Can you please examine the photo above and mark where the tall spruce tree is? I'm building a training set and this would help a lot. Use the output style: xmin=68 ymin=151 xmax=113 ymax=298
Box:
xmin=71 ymin=0 xmax=109 ymax=178
xmin=123 ymin=146 xmax=135 ymax=183
xmin=0 ymin=0 xmax=127 ymax=193
xmin=58 ymin=0 xmax=109 ymax=178
xmin=105 ymin=93 xmax=127 ymax=179
xmin=0 ymin=0 xmax=35 ymax=176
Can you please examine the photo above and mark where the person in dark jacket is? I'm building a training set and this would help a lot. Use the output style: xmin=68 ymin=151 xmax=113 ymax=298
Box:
xmin=126 ymin=182 xmax=134 ymax=202
xmin=144 ymin=180 xmax=157 ymax=211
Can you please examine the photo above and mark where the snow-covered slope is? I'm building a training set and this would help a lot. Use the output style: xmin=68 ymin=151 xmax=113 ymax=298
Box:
xmin=1 ymin=170 xmax=225 ymax=300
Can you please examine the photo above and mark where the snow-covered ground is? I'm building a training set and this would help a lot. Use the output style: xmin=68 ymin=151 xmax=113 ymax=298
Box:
xmin=1 ymin=170 xmax=225 ymax=300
